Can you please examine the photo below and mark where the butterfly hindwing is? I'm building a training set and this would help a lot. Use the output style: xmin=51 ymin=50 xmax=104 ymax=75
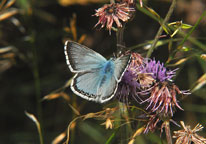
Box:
xmin=71 ymin=70 xmax=102 ymax=101
xmin=71 ymin=60 xmax=116 ymax=103
xmin=97 ymin=74 xmax=118 ymax=103
xmin=64 ymin=41 xmax=107 ymax=72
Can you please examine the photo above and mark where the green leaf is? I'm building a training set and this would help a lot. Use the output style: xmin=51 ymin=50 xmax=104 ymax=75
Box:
xmin=105 ymin=131 xmax=116 ymax=144
xmin=181 ymin=23 xmax=193 ymax=29
xmin=182 ymin=46 xmax=190 ymax=51
xmin=146 ymin=7 xmax=160 ymax=19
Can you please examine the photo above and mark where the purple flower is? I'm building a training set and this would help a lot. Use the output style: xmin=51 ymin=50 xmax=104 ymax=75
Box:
xmin=140 ymin=59 xmax=190 ymax=117
xmin=115 ymin=53 xmax=144 ymax=103
xmin=141 ymin=59 xmax=177 ymax=82
xmin=142 ymin=82 xmax=190 ymax=117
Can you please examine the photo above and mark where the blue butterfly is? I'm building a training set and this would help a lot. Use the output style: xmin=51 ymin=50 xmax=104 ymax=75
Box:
xmin=64 ymin=40 xmax=131 ymax=103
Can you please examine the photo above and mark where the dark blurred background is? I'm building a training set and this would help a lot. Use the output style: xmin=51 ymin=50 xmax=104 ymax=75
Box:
xmin=0 ymin=0 xmax=206 ymax=143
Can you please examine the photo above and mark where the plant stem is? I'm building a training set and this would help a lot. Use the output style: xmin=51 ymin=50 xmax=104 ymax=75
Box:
xmin=116 ymin=24 xmax=126 ymax=56
xmin=137 ymin=3 xmax=206 ymax=52
xmin=118 ymin=103 xmax=128 ymax=144
xmin=0 ymin=0 xmax=7 ymax=10
xmin=178 ymin=10 xmax=206 ymax=49
xmin=31 ymin=34 xmax=44 ymax=144
xmin=116 ymin=23 xmax=127 ymax=143
xmin=146 ymin=0 xmax=177 ymax=58
xmin=164 ymin=121 xmax=172 ymax=144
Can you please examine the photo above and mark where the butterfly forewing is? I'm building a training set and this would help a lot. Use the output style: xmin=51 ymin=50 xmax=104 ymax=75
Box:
xmin=114 ymin=55 xmax=131 ymax=82
xmin=64 ymin=41 xmax=107 ymax=72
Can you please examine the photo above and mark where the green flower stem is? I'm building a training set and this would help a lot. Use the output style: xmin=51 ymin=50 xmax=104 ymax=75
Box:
xmin=165 ymin=121 xmax=172 ymax=144
xmin=116 ymin=22 xmax=130 ymax=144
xmin=136 ymin=1 xmax=206 ymax=53
xmin=128 ymin=38 xmax=182 ymax=51
xmin=116 ymin=25 xmax=126 ymax=56
xmin=146 ymin=0 xmax=177 ymax=58
xmin=31 ymin=34 xmax=44 ymax=144
xmin=118 ymin=102 xmax=132 ymax=144
xmin=178 ymin=10 xmax=206 ymax=50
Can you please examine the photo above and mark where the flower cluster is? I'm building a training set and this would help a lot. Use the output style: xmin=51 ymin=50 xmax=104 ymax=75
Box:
xmin=93 ymin=0 xmax=145 ymax=34
xmin=92 ymin=0 xmax=193 ymax=138
xmin=138 ymin=59 xmax=191 ymax=117
xmin=115 ymin=53 xmax=190 ymax=133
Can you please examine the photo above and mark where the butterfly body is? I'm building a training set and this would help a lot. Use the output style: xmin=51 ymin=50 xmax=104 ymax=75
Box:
xmin=64 ymin=41 xmax=131 ymax=103
xmin=100 ymin=60 xmax=115 ymax=77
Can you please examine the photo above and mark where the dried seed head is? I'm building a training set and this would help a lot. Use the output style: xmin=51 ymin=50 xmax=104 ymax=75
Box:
xmin=94 ymin=3 xmax=135 ymax=34
xmin=173 ymin=121 xmax=206 ymax=144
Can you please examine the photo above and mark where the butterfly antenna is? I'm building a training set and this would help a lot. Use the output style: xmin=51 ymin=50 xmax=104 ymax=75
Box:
xmin=116 ymin=44 xmax=126 ymax=57
xmin=113 ymin=53 xmax=117 ymax=58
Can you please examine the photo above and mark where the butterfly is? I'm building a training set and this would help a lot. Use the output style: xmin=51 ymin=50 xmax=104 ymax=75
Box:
xmin=64 ymin=40 xmax=131 ymax=103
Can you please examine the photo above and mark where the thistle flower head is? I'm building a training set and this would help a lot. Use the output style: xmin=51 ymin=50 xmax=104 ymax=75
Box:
xmin=135 ymin=58 xmax=177 ymax=90
xmin=142 ymin=80 xmax=190 ymax=117
xmin=115 ymin=53 xmax=144 ymax=103
xmin=94 ymin=3 xmax=135 ymax=34
xmin=141 ymin=59 xmax=177 ymax=82
xmin=140 ymin=59 xmax=190 ymax=117
xmin=173 ymin=121 xmax=206 ymax=144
